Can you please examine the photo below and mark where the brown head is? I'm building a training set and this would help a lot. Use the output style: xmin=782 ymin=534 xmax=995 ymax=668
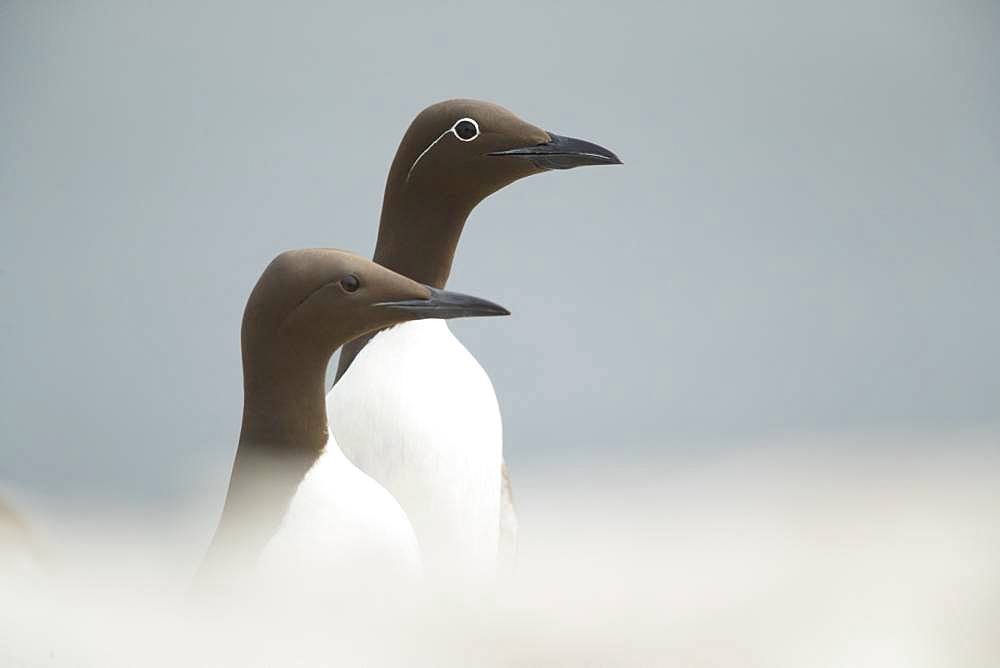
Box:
xmin=243 ymin=248 xmax=508 ymax=366
xmin=387 ymin=99 xmax=621 ymax=207
xmin=373 ymin=99 xmax=621 ymax=289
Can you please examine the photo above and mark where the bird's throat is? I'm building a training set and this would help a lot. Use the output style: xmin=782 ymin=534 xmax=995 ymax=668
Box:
xmin=334 ymin=195 xmax=472 ymax=381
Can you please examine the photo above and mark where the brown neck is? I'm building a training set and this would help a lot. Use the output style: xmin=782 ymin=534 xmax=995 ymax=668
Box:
xmin=372 ymin=185 xmax=472 ymax=289
xmin=239 ymin=341 xmax=330 ymax=452
xmin=334 ymin=184 xmax=472 ymax=381
xmin=200 ymin=339 xmax=331 ymax=580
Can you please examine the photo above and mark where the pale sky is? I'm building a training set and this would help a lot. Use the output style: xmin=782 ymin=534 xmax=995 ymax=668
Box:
xmin=1 ymin=0 xmax=998 ymax=512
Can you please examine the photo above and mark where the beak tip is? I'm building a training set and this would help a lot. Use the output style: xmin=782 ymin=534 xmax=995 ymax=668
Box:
xmin=595 ymin=145 xmax=623 ymax=165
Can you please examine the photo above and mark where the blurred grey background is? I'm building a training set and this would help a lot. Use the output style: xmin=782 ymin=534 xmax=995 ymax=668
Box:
xmin=1 ymin=0 xmax=998 ymax=518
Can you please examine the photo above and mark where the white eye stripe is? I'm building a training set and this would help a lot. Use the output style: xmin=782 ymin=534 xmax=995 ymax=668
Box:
xmin=405 ymin=117 xmax=480 ymax=182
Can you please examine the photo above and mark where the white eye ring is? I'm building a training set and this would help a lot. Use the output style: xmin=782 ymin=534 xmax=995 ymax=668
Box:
xmin=450 ymin=117 xmax=480 ymax=142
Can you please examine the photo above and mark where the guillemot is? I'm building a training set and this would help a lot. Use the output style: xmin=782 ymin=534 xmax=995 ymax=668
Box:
xmin=328 ymin=100 xmax=620 ymax=587
xmin=197 ymin=249 xmax=509 ymax=595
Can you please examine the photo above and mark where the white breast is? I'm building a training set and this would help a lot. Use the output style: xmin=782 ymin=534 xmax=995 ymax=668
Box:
xmin=258 ymin=438 xmax=421 ymax=600
xmin=327 ymin=320 xmax=503 ymax=589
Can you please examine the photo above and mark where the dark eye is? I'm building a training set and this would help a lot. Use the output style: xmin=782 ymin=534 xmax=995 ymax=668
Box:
xmin=340 ymin=274 xmax=360 ymax=292
xmin=454 ymin=119 xmax=478 ymax=141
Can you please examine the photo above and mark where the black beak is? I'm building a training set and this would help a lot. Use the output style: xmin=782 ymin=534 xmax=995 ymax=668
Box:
xmin=375 ymin=287 xmax=510 ymax=320
xmin=488 ymin=132 xmax=622 ymax=170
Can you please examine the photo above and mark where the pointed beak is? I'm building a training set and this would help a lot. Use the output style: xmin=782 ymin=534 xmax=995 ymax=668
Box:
xmin=488 ymin=132 xmax=622 ymax=170
xmin=375 ymin=287 xmax=511 ymax=320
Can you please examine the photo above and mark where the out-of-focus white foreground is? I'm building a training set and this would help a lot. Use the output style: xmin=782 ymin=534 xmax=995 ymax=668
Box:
xmin=2 ymin=431 xmax=998 ymax=667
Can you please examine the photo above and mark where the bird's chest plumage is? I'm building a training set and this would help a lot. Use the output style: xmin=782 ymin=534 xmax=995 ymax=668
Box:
xmin=327 ymin=321 xmax=502 ymax=582
xmin=259 ymin=442 xmax=421 ymax=598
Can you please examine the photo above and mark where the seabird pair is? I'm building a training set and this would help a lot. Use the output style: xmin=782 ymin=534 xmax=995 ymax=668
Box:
xmin=202 ymin=100 xmax=620 ymax=591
